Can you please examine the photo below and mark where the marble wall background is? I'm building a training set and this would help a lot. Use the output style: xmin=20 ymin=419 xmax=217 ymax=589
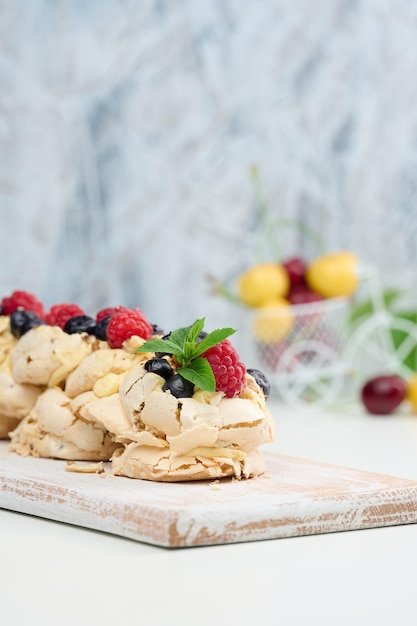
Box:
xmin=1 ymin=0 xmax=417 ymax=333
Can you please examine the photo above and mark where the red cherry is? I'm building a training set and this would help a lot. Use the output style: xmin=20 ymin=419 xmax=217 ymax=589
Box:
xmin=361 ymin=375 xmax=407 ymax=415
xmin=282 ymin=257 xmax=308 ymax=287
xmin=287 ymin=285 xmax=323 ymax=305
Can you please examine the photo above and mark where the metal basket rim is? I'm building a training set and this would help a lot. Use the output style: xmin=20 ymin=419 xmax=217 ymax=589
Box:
xmin=248 ymin=296 xmax=350 ymax=318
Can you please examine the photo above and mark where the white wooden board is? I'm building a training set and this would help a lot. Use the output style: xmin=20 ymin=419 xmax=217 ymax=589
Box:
xmin=1 ymin=441 xmax=417 ymax=547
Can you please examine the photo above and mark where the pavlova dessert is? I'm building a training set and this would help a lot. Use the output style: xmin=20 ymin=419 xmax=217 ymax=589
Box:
xmin=0 ymin=290 xmax=274 ymax=481
xmin=0 ymin=293 xmax=45 ymax=438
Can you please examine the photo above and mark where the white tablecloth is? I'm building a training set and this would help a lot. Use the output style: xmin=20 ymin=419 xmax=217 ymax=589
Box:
xmin=1 ymin=400 xmax=417 ymax=626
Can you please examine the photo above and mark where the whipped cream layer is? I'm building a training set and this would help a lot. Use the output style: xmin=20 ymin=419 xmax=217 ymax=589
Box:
xmin=64 ymin=346 xmax=146 ymax=398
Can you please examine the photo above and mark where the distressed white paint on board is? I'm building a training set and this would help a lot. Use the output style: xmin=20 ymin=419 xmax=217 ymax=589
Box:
xmin=1 ymin=442 xmax=417 ymax=548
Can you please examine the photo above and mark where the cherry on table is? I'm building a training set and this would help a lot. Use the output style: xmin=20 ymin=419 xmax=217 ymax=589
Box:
xmin=360 ymin=375 xmax=407 ymax=415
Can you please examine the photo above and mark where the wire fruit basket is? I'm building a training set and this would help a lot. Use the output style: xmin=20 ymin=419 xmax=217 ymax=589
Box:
xmin=231 ymin=296 xmax=352 ymax=409
xmin=213 ymin=169 xmax=417 ymax=409
xmin=230 ymin=265 xmax=417 ymax=410
xmin=345 ymin=266 xmax=417 ymax=382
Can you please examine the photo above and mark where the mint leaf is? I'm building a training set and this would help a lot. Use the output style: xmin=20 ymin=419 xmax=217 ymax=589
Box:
xmin=169 ymin=323 xmax=195 ymax=352
xmin=186 ymin=318 xmax=205 ymax=344
xmin=178 ymin=357 xmax=216 ymax=391
xmin=183 ymin=341 xmax=198 ymax=365
xmin=182 ymin=319 xmax=207 ymax=363
xmin=136 ymin=318 xmax=238 ymax=392
xmin=136 ymin=338 xmax=180 ymax=355
xmin=193 ymin=327 xmax=236 ymax=357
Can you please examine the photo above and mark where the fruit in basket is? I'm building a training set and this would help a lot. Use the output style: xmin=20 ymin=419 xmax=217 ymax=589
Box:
xmin=282 ymin=257 xmax=308 ymax=287
xmin=361 ymin=375 xmax=407 ymax=415
xmin=287 ymin=284 xmax=323 ymax=305
xmin=305 ymin=251 xmax=359 ymax=299
xmin=252 ymin=296 xmax=294 ymax=343
xmin=237 ymin=263 xmax=290 ymax=307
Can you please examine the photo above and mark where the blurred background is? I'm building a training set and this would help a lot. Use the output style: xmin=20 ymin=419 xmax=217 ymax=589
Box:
xmin=1 ymin=0 xmax=417 ymax=335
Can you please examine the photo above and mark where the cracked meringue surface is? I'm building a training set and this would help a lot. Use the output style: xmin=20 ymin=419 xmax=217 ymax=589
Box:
xmin=5 ymin=330 xmax=153 ymax=459
xmin=0 ymin=316 xmax=43 ymax=438
xmin=3 ymin=320 xmax=274 ymax=480
xmin=11 ymin=325 xmax=94 ymax=387
xmin=84 ymin=363 xmax=274 ymax=481
xmin=64 ymin=346 xmax=146 ymax=398
xmin=0 ymin=371 xmax=43 ymax=437
xmin=8 ymin=387 xmax=120 ymax=460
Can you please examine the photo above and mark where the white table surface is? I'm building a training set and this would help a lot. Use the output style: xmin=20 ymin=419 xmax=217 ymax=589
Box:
xmin=2 ymin=397 xmax=417 ymax=626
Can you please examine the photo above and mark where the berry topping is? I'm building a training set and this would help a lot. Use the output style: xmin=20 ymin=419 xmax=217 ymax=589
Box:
xmin=247 ymin=368 xmax=271 ymax=399
xmin=95 ymin=306 xmax=131 ymax=323
xmin=96 ymin=307 xmax=118 ymax=322
xmin=94 ymin=315 xmax=111 ymax=341
xmin=106 ymin=309 xmax=153 ymax=349
xmin=162 ymin=374 xmax=195 ymax=398
xmin=151 ymin=323 xmax=165 ymax=336
xmin=2 ymin=290 xmax=45 ymax=319
xmin=46 ymin=304 xmax=86 ymax=329
xmin=64 ymin=315 xmax=97 ymax=335
xmin=144 ymin=357 xmax=174 ymax=380
xmin=10 ymin=310 xmax=46 ymax=338
xmin=202 ymin=339 xmax=246 ymax=398
xmin=137 ymin=318 xmax=238 ymax=394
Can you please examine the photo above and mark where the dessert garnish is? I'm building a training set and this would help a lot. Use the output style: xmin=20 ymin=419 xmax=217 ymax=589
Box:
xmin=136 ymin=318 xmax=246 ymax=397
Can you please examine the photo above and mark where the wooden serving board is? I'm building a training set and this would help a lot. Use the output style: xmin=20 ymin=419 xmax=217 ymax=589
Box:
xmin=1 ymin=441 xmax=417 ymax=547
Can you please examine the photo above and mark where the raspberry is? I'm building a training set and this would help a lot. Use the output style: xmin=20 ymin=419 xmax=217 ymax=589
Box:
xmin=203 ymin=339 xmax=246 ymax=398
xmin=1 ymin=290 xmax=45 ymax=319
xmin=106 ymin=308 xmax=153 ymax=348
xmin=95 ymin=305 xmax=130 ymax=322
xmin=46 ymin=303 xmax=86 ymax=329
xmin=96 ymin=307 xmax=117 ymax=322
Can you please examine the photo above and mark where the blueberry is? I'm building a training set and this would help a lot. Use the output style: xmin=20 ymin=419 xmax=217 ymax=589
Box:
xmin=247 ymin=368 xmax=271 ymax=399
xmin=10 ymin=310 xmax=46 ymax=338
xmin=151 ymin=323 xmax=165 ymax=336
xmin=197 ymin=331 xmax=208 ymax=341
xmin=95 ymin=315 xmax=111 ymax=341
xmin=162 ymin=374 xmax=194 ymax=398
xmin=144 ymin=358 xmax=174 ymax=380
xmin=64 ymin=315 xmax=96 ymax=335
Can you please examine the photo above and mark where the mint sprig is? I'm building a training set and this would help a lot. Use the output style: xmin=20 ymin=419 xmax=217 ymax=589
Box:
xmin=136 ymin=318 xmax=236 ymax=392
